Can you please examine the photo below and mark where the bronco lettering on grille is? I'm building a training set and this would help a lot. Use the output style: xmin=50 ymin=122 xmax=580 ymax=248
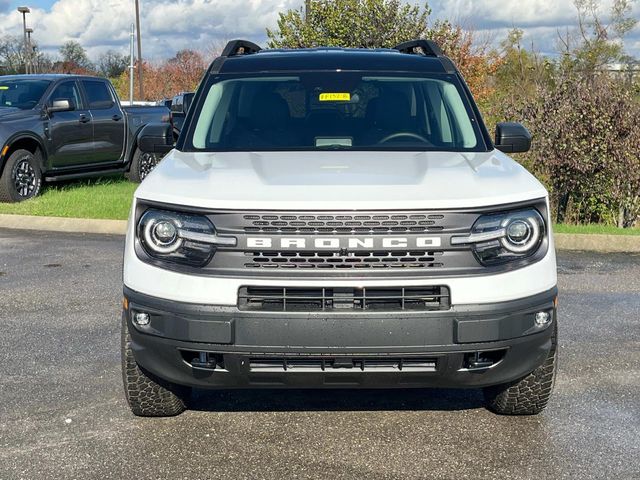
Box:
xmin=246 ymin=237 xmax=442 ymax=249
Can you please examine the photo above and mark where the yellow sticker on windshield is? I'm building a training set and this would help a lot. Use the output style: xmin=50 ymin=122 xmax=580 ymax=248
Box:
xmin=319 ymin=93 xmax=350 ymax=102
xmin=0 ymin=86 xmax=8 ymax=90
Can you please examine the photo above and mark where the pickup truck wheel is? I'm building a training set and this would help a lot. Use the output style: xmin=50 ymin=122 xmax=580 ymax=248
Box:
xmin=126 ymin=148 xmax=160 ymax=183
xmin=0 ymin=149 xmax=43 ymax=202
xmin=121 ymin=317 xmax=189 ymax=416
xmin=483 ymin=322 xmax=557 ymax=415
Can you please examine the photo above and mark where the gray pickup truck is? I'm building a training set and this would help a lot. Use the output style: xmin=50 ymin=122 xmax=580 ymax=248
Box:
xmin=0 ymin=74 xmax=169 ymax=202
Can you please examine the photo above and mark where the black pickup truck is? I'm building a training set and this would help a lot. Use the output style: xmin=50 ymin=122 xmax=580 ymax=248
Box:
xmin=169 ymin=91 xmax=194 ymax=139
xmin=0 ymin=74 xmax=169 ymax=202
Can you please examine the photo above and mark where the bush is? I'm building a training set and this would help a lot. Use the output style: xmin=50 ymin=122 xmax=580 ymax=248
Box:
xmin=499 ymin=74 xmax=640 ymax=227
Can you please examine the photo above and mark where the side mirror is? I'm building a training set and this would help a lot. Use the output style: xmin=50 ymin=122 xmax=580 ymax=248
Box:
xmin=137 ymin=122 xmax=173 ymax=154
xmin=495 ymin=122 xmax=531 ymax=153
xmin=170 ymin=100 xmax=185 ymax=115
xmin=48 ymin=99 xmax=75 ymax=113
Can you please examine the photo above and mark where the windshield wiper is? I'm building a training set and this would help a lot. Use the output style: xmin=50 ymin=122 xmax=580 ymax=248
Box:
xmin=316 ymin=144 xmax=352 ymax=150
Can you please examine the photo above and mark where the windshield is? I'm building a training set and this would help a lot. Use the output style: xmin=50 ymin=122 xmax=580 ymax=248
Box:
xmin=188 ymin=72 xmax=485 ymax=152
xmin=0 ymin=79 xmax=51 ymax=110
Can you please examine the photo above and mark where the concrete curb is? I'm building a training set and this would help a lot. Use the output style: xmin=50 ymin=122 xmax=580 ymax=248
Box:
xmin=0 ymin=214 xmax=127 ymax=235
xmin=1 ymin=214 xmax=639 ymax=253
xmin=553 ymin=233 xmax=640 ymax=253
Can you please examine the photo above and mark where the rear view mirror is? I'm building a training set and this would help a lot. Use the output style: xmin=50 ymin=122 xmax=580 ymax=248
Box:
xmin=495 ymin=122 xmax=531 ymax=153
xmin=48 ymin=99 xmax=75 ymax=113
xmin=138 ymin=123 xmax=173 ymax=154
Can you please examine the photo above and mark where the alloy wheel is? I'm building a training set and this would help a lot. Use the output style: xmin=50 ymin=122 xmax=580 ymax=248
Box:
xmin=139 ymin=153 xmax=159 ymax=180
xmin=13 ymin=158 xmax=37 ymax=198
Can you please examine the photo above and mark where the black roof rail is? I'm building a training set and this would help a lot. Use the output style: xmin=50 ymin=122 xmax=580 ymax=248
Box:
xmin=221 ymin=39 xmax=262 ymax=57
xmin=393 ymin=39 xmax=456 ymax=74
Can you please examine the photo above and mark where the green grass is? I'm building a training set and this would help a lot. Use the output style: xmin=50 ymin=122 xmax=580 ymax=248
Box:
xmin=1 ymin=178 xmax=639 ymax=236
xmin=0 ymin=176 xmax=136 ymax=220
xmin=553 ymin=223 xmax=640 ymax=236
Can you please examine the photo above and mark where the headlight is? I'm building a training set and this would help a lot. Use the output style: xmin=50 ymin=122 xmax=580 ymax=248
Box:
xmin=137 ymin=209 xmax=236 ymax=267
xmin=451 ymin=208 xmax=546 ymax=266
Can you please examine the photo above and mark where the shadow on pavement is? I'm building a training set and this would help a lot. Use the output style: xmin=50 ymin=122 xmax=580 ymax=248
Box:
xmin=189 ymin=387 xmax=485 ymax=413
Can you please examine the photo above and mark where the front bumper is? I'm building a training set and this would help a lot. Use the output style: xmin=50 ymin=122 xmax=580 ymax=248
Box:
xmin=124 ymin=286 xmax=557 ymax=390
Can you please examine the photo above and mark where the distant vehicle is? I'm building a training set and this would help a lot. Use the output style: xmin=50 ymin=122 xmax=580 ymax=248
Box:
xmin=158 ymin=98 xmax=172 ymax=109
xmin=169 ymin=92 xmax=194 ymax=139
xmin=0 ymin=74 xmax=170 ymax=202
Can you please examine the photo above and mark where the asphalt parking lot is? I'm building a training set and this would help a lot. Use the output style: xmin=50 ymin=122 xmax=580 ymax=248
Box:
xmin=0 ymin=228 xmax=638 ymax=480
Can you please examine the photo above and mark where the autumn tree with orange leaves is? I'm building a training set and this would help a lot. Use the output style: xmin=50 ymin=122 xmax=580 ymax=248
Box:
xmin=113 ymin=49 xmax=207 ymax=101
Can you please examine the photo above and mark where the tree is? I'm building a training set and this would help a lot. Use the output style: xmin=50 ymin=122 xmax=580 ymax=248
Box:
xmin=266 ymin=0 xmax=431 ymax=49
xmin=558 ymin=0 xmax=638 ymax=73
xmin=0 ymin=35 xmax=26 ymax=74
xmin=165 ymin=50 xmax=206 ymax=92
xmin=112 ymin=50 xmax=207 ymax=102
xmin=0 ymin=35 xmax=54 ymax=74
xmin=428 ymin=20 xmax=502 ymax=106
xmin=97 ymin=50 xmax=129 ymax=78
xmin=266 ymin=0 xmax=501 ymax=103
xmin=57 ymin=41 xmax=94 ymax=73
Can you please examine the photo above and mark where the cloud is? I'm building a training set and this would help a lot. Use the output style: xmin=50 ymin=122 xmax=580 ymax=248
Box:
xmin=0 ymin=0 xmax=637 ymax=62
xmin=429 ymin=0 xmax=640 ymax=57
xmin=0 ymin=0 xmax=299 ymax=60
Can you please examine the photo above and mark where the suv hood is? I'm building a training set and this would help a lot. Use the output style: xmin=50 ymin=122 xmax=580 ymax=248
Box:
xmin=0 ymin=108 xmax=35 ymax=120
xmin=135 ymin=150 xmax=548 ymax=210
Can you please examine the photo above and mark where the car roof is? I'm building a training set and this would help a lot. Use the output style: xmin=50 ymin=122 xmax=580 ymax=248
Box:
xmin=217 ymin=48 xmax=450 ymax=74
xmin=0 ymin=74 xmax=106 ymax=81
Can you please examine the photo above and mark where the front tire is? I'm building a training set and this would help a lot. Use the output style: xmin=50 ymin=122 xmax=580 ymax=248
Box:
xmin=121 ymin=316 xmax=189 ymax=417
xmin=0 ymin=149 xmax=43 ymax=202
xmin=126 ymin=148 xmax=160 ymax=183
xmin=483 ymin=322 xmax=558 ymax=415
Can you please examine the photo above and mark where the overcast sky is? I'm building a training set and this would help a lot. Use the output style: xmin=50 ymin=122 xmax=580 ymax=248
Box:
xmin=1 ymin=0 xmax=639 ymax=62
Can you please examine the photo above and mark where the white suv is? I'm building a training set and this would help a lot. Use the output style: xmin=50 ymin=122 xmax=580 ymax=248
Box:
xmin=121 ymin=39 xmax=558 ymax=417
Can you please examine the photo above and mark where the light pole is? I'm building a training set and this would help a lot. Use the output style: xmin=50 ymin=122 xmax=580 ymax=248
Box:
xmin=17 ymin=6 xmax=30 ymax=74
xmin=26 ymin=28 xmax=33 ymax=75
xmin=134 ymin=0 xmax=144 ymax=99
xmin=129 ymin=24 xmax=135 ymax=106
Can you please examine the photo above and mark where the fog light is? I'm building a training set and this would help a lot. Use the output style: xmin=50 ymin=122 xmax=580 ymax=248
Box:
xmin=133 ymin=312 xmax=150 ymax=326
xmin=535 ymin=311 xmax=551 ymax=326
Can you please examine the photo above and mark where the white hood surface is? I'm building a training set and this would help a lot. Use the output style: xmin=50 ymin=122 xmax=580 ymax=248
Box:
xmin=135 ymin=150 xmax=548 ymax=210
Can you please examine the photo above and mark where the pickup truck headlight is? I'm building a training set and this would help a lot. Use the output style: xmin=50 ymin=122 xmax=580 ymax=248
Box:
xmin=138 ymin=209 xmax=235 ymax=267
xmin=451 ymin=208 xmax=546 ymax=266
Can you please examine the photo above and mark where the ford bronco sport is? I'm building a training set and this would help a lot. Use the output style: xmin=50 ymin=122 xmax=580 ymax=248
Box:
xmin=122 ymin=39 xmax=558 ymax=417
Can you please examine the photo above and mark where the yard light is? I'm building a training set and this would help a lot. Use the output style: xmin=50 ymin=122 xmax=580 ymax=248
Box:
xmin=17 ymin=6 xmax=30 ymax=74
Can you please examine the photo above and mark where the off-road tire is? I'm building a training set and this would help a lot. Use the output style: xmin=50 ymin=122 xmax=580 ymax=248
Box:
xmin=121 ymin=317 xmax=189 ymax=417
xmin=0 ymin=149 xmax=43 ymax=202
xmin=125 ymin=148 xmax=160 ymax=183
xmin=483 ymin=322 xmax=557 ymax=415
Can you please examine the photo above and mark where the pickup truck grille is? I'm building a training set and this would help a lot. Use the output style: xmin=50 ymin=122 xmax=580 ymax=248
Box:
xmin=238 ymin=286 xmax=451 ymax=312
xmin=243 ymin=250 xmax=445 ymax=269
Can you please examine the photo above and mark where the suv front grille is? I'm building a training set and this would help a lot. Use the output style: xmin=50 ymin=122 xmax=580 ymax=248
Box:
xmin=242 ymin=213 xmax=445 ymax=234
xmin=243 ymin=250 xmax=445 ymax=269
xmin=238 ymin=286 xmax=451 ymax=312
